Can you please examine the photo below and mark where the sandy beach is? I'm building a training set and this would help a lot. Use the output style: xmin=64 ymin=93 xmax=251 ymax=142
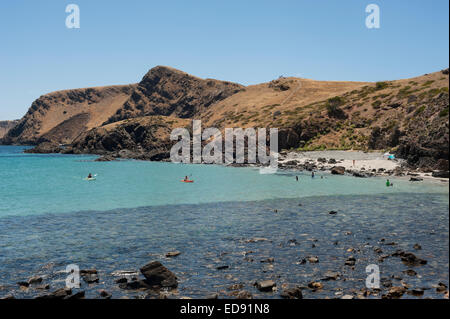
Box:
xmin=279 ymin=150 xmax=449 ymax=184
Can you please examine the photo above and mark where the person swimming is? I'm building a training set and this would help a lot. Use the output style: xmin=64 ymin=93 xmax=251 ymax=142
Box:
xmin=311 ymin=171 xmax=315 ymax=178
xmin=386 ymin=179 xmax=393 ymax=187
xmin=296 ymin=176 xmax=299 ymax=181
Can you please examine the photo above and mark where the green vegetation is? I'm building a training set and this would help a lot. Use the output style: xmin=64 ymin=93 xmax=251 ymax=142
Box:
xmin=375 ymin=82 xmax=389 ymax=90
xmin=325 ymin=96 xmax=346 ymax=118
xmin=415 ymin=105 xmax=426 ymax=115
xmin=372 ymin=100 xmax=382 ymax=109
xmin=440 ymin=107 xmax=449 ymax=118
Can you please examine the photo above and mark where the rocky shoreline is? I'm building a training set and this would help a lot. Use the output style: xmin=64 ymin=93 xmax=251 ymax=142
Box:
xmin=2 ymin=238 xmax=448 ymax=300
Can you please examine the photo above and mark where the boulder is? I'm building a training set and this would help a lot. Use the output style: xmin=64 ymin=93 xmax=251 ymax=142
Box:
xmin=331 ymin=166 xmax=345 ymax=175
xmin=140 ymin=261 xmax=178 ymax=289
xmin=255 ymin=280 xmax=276 ymax=292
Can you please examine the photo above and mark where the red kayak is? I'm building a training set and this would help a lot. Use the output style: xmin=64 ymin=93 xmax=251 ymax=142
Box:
xmin=181 ymin=180 xmax=194 ymax=183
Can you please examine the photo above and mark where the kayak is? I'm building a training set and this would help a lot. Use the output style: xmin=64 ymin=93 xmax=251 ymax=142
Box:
xmin=85 ymin=178 xmax=96 ymax=181
xmin=181 ymin=180 xmax=194 ymax=183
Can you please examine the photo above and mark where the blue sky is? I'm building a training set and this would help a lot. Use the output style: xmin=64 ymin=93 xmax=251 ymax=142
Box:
xmin=0 ymin=0 xmax=448 ymax=120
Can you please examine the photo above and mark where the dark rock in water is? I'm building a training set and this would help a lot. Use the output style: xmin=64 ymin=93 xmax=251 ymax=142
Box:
xmin=80 ymin=269 xmax=98 ymax=275
xmin=409 ymin=177 xmax=423 ymax=182
xmin=95 ymin=155 xmax=116 ymax=162
xmin=36 ymin=288 xmax=72 ymax=299
xmin=236 ymin=291 xmax=253 ymax=299
xmin=435 ymin=282 xmax=447 ymax=293
xmin=99 ymin=289 xmax=112 ymax=299
xmin=115 ymin=277 xmax=128 ymax=284
xmin=432 ymin=171 xmax=449 ymax=178
xmin=381 ymin=278 xmax=393 ymax=288
xmin=17 ymin=281 xmax=29 ymax=288
xmin=120 ymin=279 xmax=150 ymax=290
xmin=331 ymin=166 xmax=345 ymax=175
xmin=165 ymin=251 xmax=181 ymax=258
xmin=352 ymin=171 xmax=367 ymax=178
xmin=255 ymin=280 xmax=276 ymax=292
xmin=401 ymin=253 xmax=427 ymax=266
xmin=227 ymin=283 xmax=244 ymax=291
xmin=329 ymin=210 xmax=338 ymax=215
xmin=260 ymin=257 xmax=274 ymax=263
xmin=391 ymin=250 xmax=427 ymax=266
xmin=216 ymin=265 xmax=229 ymax=270
xmin=413 ymin=244 xmax=422 ymax=250
xmin=64 ymin=291 xmax=85 ymax=300
xmin=407 ymin=289 xmax=424 ymax=297
xmin=140 ymin=261 xmax=178 ymax=289
xmin=280 ymin=287 xmax=303 ymax=299
xmin=345 ymin=256 xmax=356 ymax=266
xmin=307 ymin=282 xmax=323 ymax=290
xmin=306 ymin=256 xmax=319 ymax=263
xmin=206 ymin=293 xmax=219 ymax=299
xmin=374 ymin=247 xmax=383 ymax=254
xmin=81 ymin=273 xmax=99 ymax=284
xmin=383 ymin=287 xmax=406 ymax=299
xmin=403 ymin=269 xmax=417 ymax=277
xmin=28 ymin=276 xmax=43 ymax=285
xmin=321 ymin=271 xmax=340 ymax=281
xmin=36 ymin=284 xmax=50 ymax=290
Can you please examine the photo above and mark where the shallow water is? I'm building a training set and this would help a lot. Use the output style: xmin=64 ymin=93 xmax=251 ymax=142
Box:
xmin=0 ymin=146 xmax=447 ymax=217
xmin=0 ymin=146 xmax=448 ymax=299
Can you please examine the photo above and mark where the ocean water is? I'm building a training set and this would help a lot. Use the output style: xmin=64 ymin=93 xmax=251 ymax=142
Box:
xmin=0 ymin=146 xmax=447 ymax=217
xmin=0 ymin=145 xmax=448 ymax=299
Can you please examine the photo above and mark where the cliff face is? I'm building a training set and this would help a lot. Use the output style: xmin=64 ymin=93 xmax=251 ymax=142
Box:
xmin=2 ymin=84 xmax=136 ymax=145
xmin=105 ymin=66 xmax=244 ymax=124
xmin=68 ymin=115 xmax=191 ymax=161
xmin=0 ymin=120 xmax=19 ymax=140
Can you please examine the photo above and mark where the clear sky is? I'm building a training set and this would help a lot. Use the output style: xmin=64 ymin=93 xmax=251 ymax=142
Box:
xmin=0 ymin=0 xmax=448 ymax=120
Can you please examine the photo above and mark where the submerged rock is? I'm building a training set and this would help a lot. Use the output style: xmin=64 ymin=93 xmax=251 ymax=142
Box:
xmin=307 ymin=282 xmax=323 ymax=290
xmin=383 ymin=286 xmax=406 ymax=299
xmin=36 ymin=288 xmax=72 ymax=299
xmin=280 ymin=287 xmax=303 ymax=299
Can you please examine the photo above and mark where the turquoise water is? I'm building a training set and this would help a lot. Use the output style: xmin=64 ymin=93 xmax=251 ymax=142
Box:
xmin=0 ymin=146 xmax=448 ymax=217
xmin=0 ymin=145 xmax=448 ymax=299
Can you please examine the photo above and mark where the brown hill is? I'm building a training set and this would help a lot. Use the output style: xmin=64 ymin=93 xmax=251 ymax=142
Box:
xmin=105 ymin=66 xmax=245 ymax=124
xmin=0 ymin=120 xmax=19 ymax=139
xmin=2 ymin=84 xmax=136 ymax=145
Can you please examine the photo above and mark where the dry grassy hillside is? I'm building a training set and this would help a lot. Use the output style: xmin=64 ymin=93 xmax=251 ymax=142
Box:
xmin=2 ymin=84 xmax=136 ymax=145
xmin=202 ymin=77 xmax=369 ymax=128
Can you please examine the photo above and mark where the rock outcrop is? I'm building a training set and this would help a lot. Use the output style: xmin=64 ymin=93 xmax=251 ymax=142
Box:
xmin=105 ymin=66 xmax=244 ymax=124
xmin=0 ymin=120 xmax=19 ymax=140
